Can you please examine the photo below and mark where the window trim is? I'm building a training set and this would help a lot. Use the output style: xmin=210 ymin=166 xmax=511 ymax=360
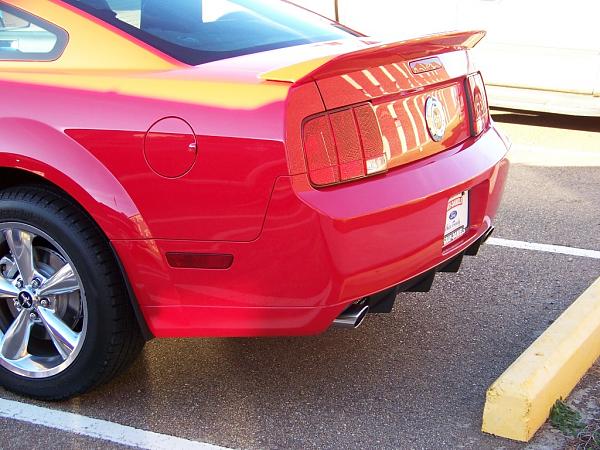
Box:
xmin=0 ymin=2 xmax=69 ymax=62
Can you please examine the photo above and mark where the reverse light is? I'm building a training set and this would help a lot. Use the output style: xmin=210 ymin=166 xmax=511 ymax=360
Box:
xmin=366 ymin=156 xmax=387 ymax=175
xmin=465 ymin=72 xmax=490 ymax=137
xmin=302 ymin=104 xmax=387 ymax=187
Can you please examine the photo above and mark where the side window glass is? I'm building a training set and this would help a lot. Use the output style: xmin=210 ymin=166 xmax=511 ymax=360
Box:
xmin=0 ymin=4 xmax=67 ymax=61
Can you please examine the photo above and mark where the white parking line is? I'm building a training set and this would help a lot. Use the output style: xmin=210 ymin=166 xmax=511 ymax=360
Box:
xmin=0 ymin=398 xmax=231 ymax=450
xmin=487 ymin=237 xmax=600 ymax=259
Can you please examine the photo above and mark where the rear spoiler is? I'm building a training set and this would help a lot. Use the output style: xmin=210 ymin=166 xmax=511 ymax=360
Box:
xmin=261 ymin=30 xmax=486 ymax=84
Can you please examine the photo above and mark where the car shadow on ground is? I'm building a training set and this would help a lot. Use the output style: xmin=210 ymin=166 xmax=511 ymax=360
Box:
xmin=33 ymin=247 xmax=599 ymax=449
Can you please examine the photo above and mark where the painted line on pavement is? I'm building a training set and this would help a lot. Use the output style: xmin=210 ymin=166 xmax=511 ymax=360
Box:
xmin=487 ymin=237 xmax=600 ymax=259
xmin=0 ymin=398 xmax=231 ymax=450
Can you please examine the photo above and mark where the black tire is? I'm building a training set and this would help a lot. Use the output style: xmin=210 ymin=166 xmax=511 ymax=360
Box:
xmin=0 ymin=185 xmax=144 ymax=400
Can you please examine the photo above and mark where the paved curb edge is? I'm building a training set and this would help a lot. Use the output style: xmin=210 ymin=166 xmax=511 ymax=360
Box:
xmin=482 ymin=276 xmax=600 ymax=441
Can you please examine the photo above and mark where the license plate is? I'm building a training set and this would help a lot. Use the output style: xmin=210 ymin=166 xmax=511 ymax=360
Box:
xmin=444 ymin=191 xmax=469 ymax=246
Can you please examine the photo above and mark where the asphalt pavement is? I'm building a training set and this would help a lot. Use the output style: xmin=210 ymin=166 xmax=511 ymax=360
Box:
xmin=1 ymin=109 xmax=599 ymax=449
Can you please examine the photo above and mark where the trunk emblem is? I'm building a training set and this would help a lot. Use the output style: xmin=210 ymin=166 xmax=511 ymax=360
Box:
xmin=410 ymin=57 xmax=443 ymax=74
xmin=425 ymin=97 xmax=447 ymax=142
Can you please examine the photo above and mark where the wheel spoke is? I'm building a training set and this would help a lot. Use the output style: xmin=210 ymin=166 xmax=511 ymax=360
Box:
xmin=38 ymin=263 xmax=79 ymax=297
xmin=0 ymin=277 xmax=18 ymax=298
xmin=3 ymin=229 xmax=36 ymax=285
xmin=0 ymin=256 xmax=18 ymax=279
xmin=0 ymin=310 xmax=32 ymax=360
xmin=36 ymin=306 xmax=79 ymax=360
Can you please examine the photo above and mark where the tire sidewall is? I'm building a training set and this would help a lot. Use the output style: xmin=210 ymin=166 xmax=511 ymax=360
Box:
xmin=0 ymin=192 xmax=116 ymax=397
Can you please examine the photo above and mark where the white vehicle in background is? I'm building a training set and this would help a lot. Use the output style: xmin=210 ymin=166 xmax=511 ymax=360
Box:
xmin=291 ymin=0 xmax=600 ymax=116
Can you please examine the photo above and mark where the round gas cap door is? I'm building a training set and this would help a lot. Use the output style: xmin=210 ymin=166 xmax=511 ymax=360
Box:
xmin=144 ymin=117 xmax=197 ymax=178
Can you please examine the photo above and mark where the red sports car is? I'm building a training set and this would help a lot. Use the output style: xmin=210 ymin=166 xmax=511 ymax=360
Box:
xmin=0 ymin=0 xmax=509 ymax=399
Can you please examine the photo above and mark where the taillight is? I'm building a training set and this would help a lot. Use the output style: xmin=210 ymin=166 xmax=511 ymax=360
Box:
xmin=302 ymin=104 xmax=387 ymax=187
xmin=303 ymin=115 xmax=340 ymax=186
xmin=466 ymin=72 xmax=489 ymax=137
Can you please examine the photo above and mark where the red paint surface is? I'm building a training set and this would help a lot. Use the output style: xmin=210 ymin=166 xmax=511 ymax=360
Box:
xmin=0 ymin=4 xmax=508 ymax=338
xmin=144 ymin=117 xmax=197 ymax=178
xmin=114 ymin=129 xmax=508 ymax=337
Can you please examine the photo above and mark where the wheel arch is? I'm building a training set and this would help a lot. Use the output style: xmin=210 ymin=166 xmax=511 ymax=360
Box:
xmin=0 ymin=119 xmax=150 ymax=241
xmin=0 ymin=119 xmax=154 ymax=339
xmin=0 ymin=167 xmax=153 ymax=340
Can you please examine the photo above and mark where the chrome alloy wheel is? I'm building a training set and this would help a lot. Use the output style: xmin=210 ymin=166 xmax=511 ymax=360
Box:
xmin=0 ymin=223 xmax=87 ymax=378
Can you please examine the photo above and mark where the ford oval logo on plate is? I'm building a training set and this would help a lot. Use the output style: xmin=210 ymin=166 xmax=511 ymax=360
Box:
xmin=449 ymin=211 xmax=458 ymax=220
xmin=425 ymin=96 xmax=447 ymax=142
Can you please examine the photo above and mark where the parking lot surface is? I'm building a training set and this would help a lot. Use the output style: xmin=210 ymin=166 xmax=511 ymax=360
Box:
xmin=1 ymin=110 xmax=599 ymax=449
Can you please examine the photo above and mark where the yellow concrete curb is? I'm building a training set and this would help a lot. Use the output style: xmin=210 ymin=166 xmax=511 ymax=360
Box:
xmin=482 ymin=276 xmax=600 ymax=442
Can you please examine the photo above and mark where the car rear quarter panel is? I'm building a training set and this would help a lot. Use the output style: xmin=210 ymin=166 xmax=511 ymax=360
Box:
xmin=0 ymin=117 xmax=148 ymax=239
xmin=0 ymin=76 xmax=291 ymax=242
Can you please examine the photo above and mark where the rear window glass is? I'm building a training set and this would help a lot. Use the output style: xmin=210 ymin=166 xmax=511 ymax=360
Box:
xmin=63 ymin=0 xmax=358 ymax=65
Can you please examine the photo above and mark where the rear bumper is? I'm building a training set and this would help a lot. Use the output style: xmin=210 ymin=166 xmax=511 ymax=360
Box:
xmin=114 ymin=125 xmax=510 ymax=338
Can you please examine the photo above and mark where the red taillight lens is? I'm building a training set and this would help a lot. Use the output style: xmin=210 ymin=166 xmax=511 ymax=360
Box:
xmin=303 ymin=115 xmax=340 ymax=186
xmin=330 ymin=109 xmax=365 ymax=181
xmin=354 ymin=104 xmax=388 ymax=175
xmin=466 ymin=72 xmax=489 ymax=137
xmin=302 ymin=104 xmax=387 ymax=186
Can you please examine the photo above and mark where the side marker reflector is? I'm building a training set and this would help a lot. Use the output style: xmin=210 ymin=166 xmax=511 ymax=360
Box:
xmin=166 ymin=253 xmax=233 ymax=270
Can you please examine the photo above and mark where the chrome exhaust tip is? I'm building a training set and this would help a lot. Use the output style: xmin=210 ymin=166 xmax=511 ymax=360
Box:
xmin=333 ymin=303 xmax=369 ymax=329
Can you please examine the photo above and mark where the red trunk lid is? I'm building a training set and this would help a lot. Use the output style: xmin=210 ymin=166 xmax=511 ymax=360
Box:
xmin=267 ymin=31 xmax=486 ymax=180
